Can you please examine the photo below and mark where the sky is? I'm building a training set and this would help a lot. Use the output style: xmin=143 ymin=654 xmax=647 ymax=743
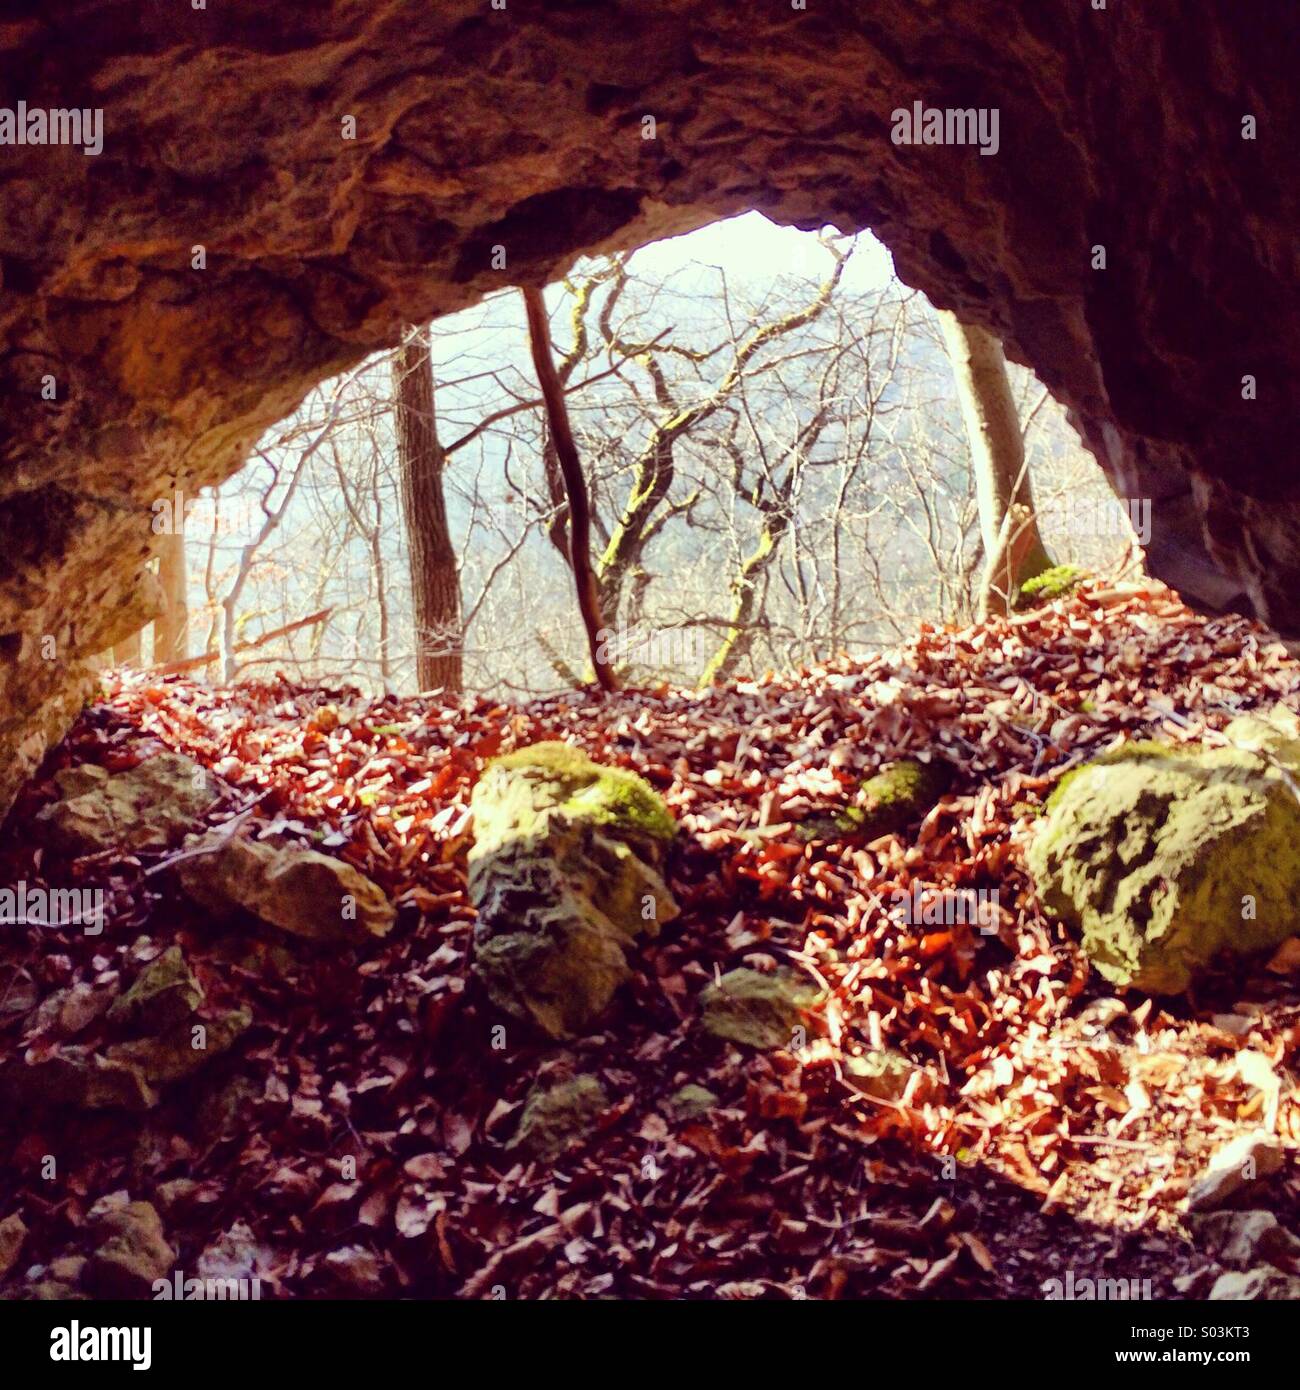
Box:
xmin=627 ymin=211 xmax=896 ymax=294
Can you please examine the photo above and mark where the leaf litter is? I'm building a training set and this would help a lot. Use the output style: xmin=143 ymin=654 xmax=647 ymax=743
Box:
xmin=0 ymin=579 xmax=1298 ymax=1299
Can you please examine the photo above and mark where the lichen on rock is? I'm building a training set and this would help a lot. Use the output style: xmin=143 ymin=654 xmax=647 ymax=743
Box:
xmin=107 ymin=945 xmax=204 ymax=1035
xmin=177 ymin=832 xmax=396 ymax=943
xmin=469 ymin=742 xmax=678 ymax=1040
xmin=507 ymin=1074 xmax=608 ymax=1162
xmin=698 ymin=968 xmax=819 ymax=1050
xmin=799 ymin=757 xmax=949 ymax=842
xmin=1027 ymin=704 xmax=1300 ymax=992
xmin=35 ymin=753 xmax=218 ymax=856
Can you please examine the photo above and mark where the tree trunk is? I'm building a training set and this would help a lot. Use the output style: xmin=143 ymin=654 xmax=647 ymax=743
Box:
xmin=154 ymin=529 xmax=188 ymax=663
xmin=937 ymin=311 xmax=1053 ymax=616
xmin=521 ymin=285 xmax=618 ymax=693
xmin=115 ymin=629 xmax=143 ymax=666
xmin=392 ymin=327 xmax=463 ymax=693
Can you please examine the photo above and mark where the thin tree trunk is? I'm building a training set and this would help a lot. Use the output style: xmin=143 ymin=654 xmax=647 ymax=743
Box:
xmin=937 ymin=311 xmax=1053 ymax=616
xmin=392 ymin=327 xmax=463 ymax=693
xmin=521 ymin=285 xmax=618 ymax=693
xmin=115 ymin=629 xmax=143 ymax=666
xmin=154 ymin=529 xmax=188 ymax=663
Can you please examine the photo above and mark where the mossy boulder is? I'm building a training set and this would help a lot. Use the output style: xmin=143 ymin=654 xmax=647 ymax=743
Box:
xmin=0 ymin=1050 xmax=158 ymax=1112
xmin=507 ymin=1075 xmax=608 ymax=1162
xmin=798 ymin=758 xmax=949 ymax=842
xmin=469 ymin=743 xmax=678 ymax=1039
xmin=36 ymin=753 xmax=218 ymax=855
xmin=699 ymin=968 xmax=819 ymax=1049
xmin=1027 ymin=705 xmax=1300 ymax=992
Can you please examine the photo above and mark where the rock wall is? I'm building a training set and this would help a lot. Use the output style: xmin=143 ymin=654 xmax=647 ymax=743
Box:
xmin=1 ymin=1 xmax=1296 ymax=808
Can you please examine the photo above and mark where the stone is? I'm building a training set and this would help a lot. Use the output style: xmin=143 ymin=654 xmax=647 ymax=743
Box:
xmin=1189 ymin=1210 xmax=1300 ymax=1269
xmin=177 ymin=832 xmax=396 ymax=943
xmin=507 ymin=1075 xmax=609 ymax=1163
xmin=1 ymin=6 xmax=1297 ymax=815
xmin=844 ymin=1048 xmax=921 ymax=1102
xmin=1186 ymin=1132 xmax=1285 ymax=1213
xmin=1209 ymin=1268 xmax=1300 ymax=1301
xmin=107 ymin=946 xmax=204 ymax=1035
xmin=35 ymin=754 xmax=218 ymax=856
xmin=85 ymin=1201 xmax=174 ymax=1298
xmin=0 ymin=1214 xmax=27 ymax=1281
xmin=665 ymin=1084 xmax=718 ymax=1121
xmin=1027 ymin=707 xmax=1300 ymax=992
xmin=105 ymin=1008 xmax=252 ymax=1084
xmin=469 ymin=743 xmax=678 ymax=1040
xmin=0 ymin=1050 xmax=158 ymax=1112
xmin=698 ymin=968 xmax=819 ymax=1050
xmin=799 ymin=758 xmax=949 ymax=842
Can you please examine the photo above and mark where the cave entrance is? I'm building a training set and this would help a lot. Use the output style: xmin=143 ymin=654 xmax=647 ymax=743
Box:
xmin=117 ymin=214 xmax=1134 ymax=700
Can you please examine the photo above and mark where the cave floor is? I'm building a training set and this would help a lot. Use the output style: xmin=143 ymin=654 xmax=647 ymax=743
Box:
xmin=1 ymin=581 xmax=1298 ymax=1299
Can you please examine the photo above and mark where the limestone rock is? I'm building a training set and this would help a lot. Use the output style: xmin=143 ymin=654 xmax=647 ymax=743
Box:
xmin=1209 ymin=1268 xmax=1300 ymax=1301
xmin=105 ymin=1008 xmax=252 ymax=1084
xmin=0 ymin=1214 xmax=27 ymax=1281
xmin=799 ymin=758 xmax=949 ymax=842
xmin=844 ymin=1048 xmax=922 ymax=1102
xmin=177 ymin=832 xmax=396 ymax=943
xmin=699 ymin=968 xmax=819 ymax=1050
xmin=85 ymin=1201 xmax=174 ymax=1298
xmin=1189 ymin=1210 xmax=1300 ymax=1270
xmin=0 ymin=1050 xmax=157 ymax=1112
xmin=508 ymin=1075 xmax=609 ymax=1163
xmin=36 ymin=754 xmax=218 ymax=856
xmin=469 ymin=743 xmax=678 ymax=1040
xmin=107 ymin=945 xmax=204 ymax=1035
xmin=1027 ymin=708 xmax=1300 ymax=992
xmin=665 ymin=1084 xmax=718 ymax=1121
xmin=1186 ymin=1131 xmax=1285 ymax=1213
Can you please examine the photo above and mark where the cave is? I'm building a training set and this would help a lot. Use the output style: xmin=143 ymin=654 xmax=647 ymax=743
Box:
xmin=0 ymin=3 xmax=1299 ymax=1323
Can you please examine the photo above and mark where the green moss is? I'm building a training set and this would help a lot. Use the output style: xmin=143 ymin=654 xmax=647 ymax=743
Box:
xmin=507 ymin=1075 xmax=608 ymax=1161
xmin=699 ymin=968 xmax=820 ymax=1049
xmin=796 ymin=758 xmax=949 ymax=843
xmin=1027 ymin=720 xmax=1300 ymax=992
xmin=1046 ymin=740 xmax=1175 ymax=813
xmin=1015 ymin=564 xmax=1086 ymax=609
xmin=489 ymin=741 xmax=676 ymax=841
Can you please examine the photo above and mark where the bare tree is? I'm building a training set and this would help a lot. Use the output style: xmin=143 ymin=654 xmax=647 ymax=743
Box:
xmin=937 ymin=311 xmax=1053 ymax=615
xmin=392 ymin=327 xmax=464 ymax=692
xmin=522 ymin=284 xmax=619 ymax=693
